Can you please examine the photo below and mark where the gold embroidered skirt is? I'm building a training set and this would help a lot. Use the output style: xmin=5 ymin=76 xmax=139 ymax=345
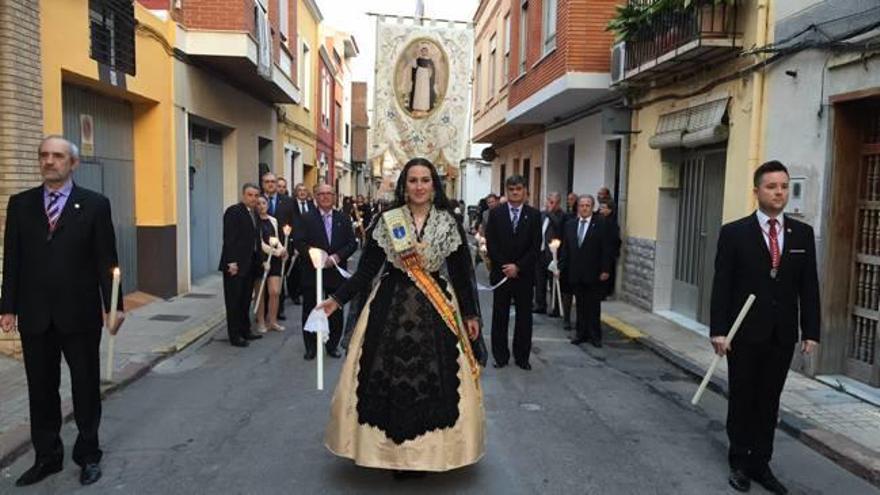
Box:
xmin=324 ymin=288 xmax=486 ymax=472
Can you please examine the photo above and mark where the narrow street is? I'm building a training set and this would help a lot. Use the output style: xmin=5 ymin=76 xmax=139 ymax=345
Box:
xmin=3 ymin=286 xmax=876 ymax=494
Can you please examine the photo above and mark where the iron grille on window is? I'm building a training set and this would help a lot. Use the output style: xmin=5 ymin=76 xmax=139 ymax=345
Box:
xmin=89 ymin=0 xmax=136 ymax=76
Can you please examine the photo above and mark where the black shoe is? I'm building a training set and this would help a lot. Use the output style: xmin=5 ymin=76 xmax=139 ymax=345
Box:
xmin=750 ymin=468 xmax=787 ymax=494
xmin=571 ymin=338 xmax=588 ymax=345
xmin=243 ymin=332 xmax=263 ymax=340
xmin=80 ymin=463 xmax=101 ymax=486
xmin=230 ymin=339 xmax=249 ymax=347
xmin=548 ymin=311 xmax=560 ymax=318
xmin=15 ymin=460 xmax=63 ymax=487
xmin=304 ymin=350 xmax=316 ymax=360
xmin=327 ymin=349 xmax=342 ymax=358
xmin=564 ymin=323 xmax=572 ymax=331
xmin=277 ymin=313 xmax=287 ymax=321
xmin=591 ymin=340 xmax=603 ymax=348
xmin=392 ymin=470 xmax=427 ymax=480
xmin=293 ymin=297 xmax=302 ymax=305
xmin=532 ymin=307 xmax=546 ymax=314
xmin=728 ymin=468 xmax=751 ymax=492
xmin=492 ymin=361 xmax=507 ymax=369
xmin=516 ymin=361 xmax=532 ymax=370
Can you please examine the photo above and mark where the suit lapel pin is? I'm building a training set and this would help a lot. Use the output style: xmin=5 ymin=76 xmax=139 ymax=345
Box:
xmin=74 ymin=203 xmax=80 ymax=209
xmin=787 ymin=228 xmax=792 ymax=233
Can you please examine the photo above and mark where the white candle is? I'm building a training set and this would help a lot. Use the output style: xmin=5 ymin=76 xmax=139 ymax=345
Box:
xmin=280 ymin=225 xmax=292 ymax=293
xmin=309 ymin=248 xmax=326 ymax=390
xmin=548 ymin=239 xmax=563 ymax=312
xmin=105 ymin=267 xmax=121 ymax=382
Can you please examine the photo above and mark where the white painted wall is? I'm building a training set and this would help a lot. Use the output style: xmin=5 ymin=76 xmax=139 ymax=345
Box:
xmin=544 ymin=111 xmax=617 ymax=199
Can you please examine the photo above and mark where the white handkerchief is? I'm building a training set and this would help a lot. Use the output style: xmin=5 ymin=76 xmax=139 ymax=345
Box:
xmin=304 ymin=309 xmax=330 ymax=343
xmin=477 ymin=277 xmax=509 ymax=291
xmin=331 ymin=257 xmax=353 ymax=279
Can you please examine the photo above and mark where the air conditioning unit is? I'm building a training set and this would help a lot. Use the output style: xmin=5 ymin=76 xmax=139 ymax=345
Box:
xmin=610 ymin=42 xmax=626 ymax=85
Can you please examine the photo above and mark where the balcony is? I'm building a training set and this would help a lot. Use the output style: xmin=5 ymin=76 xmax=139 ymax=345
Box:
xmin=177 ymin=20 xmax=302 ymax=104
xmin=612 ymin=0 xmax=742 ymax=84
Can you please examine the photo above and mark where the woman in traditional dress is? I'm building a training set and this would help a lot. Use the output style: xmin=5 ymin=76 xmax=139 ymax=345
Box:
xmin=316 ymin=157 xmax=485 ymax=476
xmin=253 ymin=195 xmax=287 ymax=333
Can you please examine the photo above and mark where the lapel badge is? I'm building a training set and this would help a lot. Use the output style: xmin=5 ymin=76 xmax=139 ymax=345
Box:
xmin=74 ymin=203 xmax=81 ymax=209
xmin=787 ymin=228 xmax=792 ymax=233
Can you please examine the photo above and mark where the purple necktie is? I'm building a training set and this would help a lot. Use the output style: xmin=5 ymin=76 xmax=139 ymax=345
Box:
xmin=46 ymin=191 xmax=61 ymax=231
xmin=323 ymin=212 xmax=332 ymax=244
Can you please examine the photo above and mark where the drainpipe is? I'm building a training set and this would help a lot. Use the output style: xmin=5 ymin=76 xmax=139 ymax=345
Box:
xmin=746 ymin=0 xmax=771 ymax=210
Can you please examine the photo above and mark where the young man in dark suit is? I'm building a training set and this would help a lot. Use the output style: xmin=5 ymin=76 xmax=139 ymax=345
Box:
xmin=220 ymin=183 xmax=263 ymax=347
xmin=486 ymin=175 xmax=542 ymax=370
xmin=262 ymin=172 xmax=295 ymax=321
xmin=288 ymin=182 xmax=316 ymax=305
xmin=1 ymin=136 xmax=124 ymax=487
xmin=558 ymin=195 xmax=613 ymax=347
xmin=710 ymin=160 xmax=820 ymax=494
xmin=293 ymin=183 xmax=357 ymax=360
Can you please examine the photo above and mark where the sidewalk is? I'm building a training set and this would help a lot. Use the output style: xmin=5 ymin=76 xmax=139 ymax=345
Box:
xmin=600 ymin=300 xmax=880 ymax=487
xmin=0 ymin=275 xmax=227 ymax=467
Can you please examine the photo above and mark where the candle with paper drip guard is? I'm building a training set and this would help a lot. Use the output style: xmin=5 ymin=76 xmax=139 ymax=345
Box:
xmin=104 ymin=268 xmax=121 ymax=382
xmin=253 ymin=236 xmax=280 ymax=315
xmin=279 ymin=225 xmax=292 ymax=292
xmin=309 ymin=248 xmax=328 ymax=390
xmin=548 ymin=239 xmax=563 ymax=313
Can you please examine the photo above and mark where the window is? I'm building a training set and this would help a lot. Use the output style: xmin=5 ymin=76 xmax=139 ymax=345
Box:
xmin=489 ymin=34 xmax=497 ymax=97
xmin=475 ymin=55 xmax=482 ymax=108
xmin=278 ymin=0 xmax=289 ymax=41
xmin=503 ymin=13 xmax=511 ymax=83
xmin=542 ymin=0 xmax=556 ymax=54
xmin=301 ymin=42 xmax=311 ymax=110
xmin=519 ymin=1 xmax=528 ymax=74
xmin=336 ymin=102 xmax=342 ymax=142
xmin=88 ymin=0 xmax=136 ymax=76
xmin=499 ymin=163 xmax=507 ymax=192
xmin=345 ymin=123 xmax=350 ymax=146
xmin=321 ymin=67 xmax=331 ymax=129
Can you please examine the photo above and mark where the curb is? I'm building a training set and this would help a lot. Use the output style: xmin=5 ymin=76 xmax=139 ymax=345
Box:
xmin=0 ymin=313 xmax=224 ymax=469
xmin=600 ymin=313 xmax=880 ymax=489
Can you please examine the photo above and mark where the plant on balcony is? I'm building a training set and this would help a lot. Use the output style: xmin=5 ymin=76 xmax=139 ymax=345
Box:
xmin=607 ymin=0 xmax=735 ymax=41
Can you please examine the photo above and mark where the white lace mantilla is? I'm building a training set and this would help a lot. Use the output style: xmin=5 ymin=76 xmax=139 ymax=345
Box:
xmin=373 ymin=206 xmax=462 ymax=272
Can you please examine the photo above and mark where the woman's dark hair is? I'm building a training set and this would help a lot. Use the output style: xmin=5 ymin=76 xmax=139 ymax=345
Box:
xmin=393 ymin=157 xmax=452 ymax=211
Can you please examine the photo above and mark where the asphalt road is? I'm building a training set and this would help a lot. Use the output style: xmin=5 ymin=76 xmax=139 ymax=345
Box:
xmin=2 ymin=289 xmax=878 ymax=494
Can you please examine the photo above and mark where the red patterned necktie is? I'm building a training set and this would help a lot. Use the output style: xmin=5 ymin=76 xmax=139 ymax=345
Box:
xmin=768 ymin=218 xmax=781 ymax=269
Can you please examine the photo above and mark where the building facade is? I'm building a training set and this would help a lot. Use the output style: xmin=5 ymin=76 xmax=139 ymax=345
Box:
xmin=615 ymin=0 xmax=758 ymax=329
xmin=278 ymin=0 xmax=323 ymax=191
xmin=764 ymin=0 xmax=880 ymax=385
xmin=152 ymin=0 xmax=301 ymax=293
xmin=351 ymin=81 xmax=369 ymax=197
xmin=473 ymin=0 xmax=623 ymax=214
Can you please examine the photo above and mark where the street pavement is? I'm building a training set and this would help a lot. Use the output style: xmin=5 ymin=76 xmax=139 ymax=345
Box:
xmin=2 ymin=281 xmax=877 ymax=494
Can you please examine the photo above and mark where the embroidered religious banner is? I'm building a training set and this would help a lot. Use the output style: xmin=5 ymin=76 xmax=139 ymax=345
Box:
xmin=369 ymin=15 xmax=474 ymax=177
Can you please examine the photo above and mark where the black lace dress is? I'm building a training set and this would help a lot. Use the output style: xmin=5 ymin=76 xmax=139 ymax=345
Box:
xmin=324 ymin=208 xmax=485 ymax=471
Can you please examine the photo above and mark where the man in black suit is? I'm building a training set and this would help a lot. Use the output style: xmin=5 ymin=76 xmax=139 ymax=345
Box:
xmin=534 ymin=192 xmax=565 ymax=315
xmin=293 ymin=183 xmax=357 ymax=360
xmin=220 ymin=183 xmax=264 ymax=347
xmin=486 ymin=175 xmax=542 ymax=370
xmin=262 ymin=172 xmax=295 ymax=321
xmin=558 ymin=195 xmax=613 ymax=347
xmin=710 ymin=160 xmax=820 ymax=494
xmin=0 ymin=136 xmax=124 ymax=487
xmin=289 ymin=182 xmax=315 ymax=305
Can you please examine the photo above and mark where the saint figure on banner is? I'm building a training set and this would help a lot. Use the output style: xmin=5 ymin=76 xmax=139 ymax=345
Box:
xmin=409 ymin=44 xmax=437 ymax=115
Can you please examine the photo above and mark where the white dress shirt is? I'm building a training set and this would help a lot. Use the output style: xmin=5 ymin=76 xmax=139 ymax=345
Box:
xmin=756 ymin=209 xmax=785 ymax=253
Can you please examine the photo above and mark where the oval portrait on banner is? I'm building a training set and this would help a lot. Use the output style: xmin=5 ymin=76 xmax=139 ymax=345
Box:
xmin=395 ymin=38 xmax=449 ymax=119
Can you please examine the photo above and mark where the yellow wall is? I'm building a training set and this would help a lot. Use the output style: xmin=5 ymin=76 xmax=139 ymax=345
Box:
xmin=41 ymin=1 xmax=177 ymax=226
xmin=276 ymin=0 xmax=321 ymax=188
xmin=625 ymin=2 xmax=763 ymax=240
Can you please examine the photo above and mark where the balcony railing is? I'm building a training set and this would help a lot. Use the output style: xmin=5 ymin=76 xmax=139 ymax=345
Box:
xmin=621 ymin=0 xmax=741 ymax=82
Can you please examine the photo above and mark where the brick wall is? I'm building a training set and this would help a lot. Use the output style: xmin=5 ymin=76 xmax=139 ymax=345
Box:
xmin=0 ymin=0 xmax=43 ymax=358
xmin=138 ymin=0 xmax=171 ymax=8
xmin=177 ymin=0 xmax=256 ymax=37
xmin=509 ymin=0 xmax=620 ymax=108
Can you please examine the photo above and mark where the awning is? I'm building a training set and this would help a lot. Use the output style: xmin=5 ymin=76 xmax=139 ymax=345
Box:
xmin=648 ymin=97 xmax=730 ymax=150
